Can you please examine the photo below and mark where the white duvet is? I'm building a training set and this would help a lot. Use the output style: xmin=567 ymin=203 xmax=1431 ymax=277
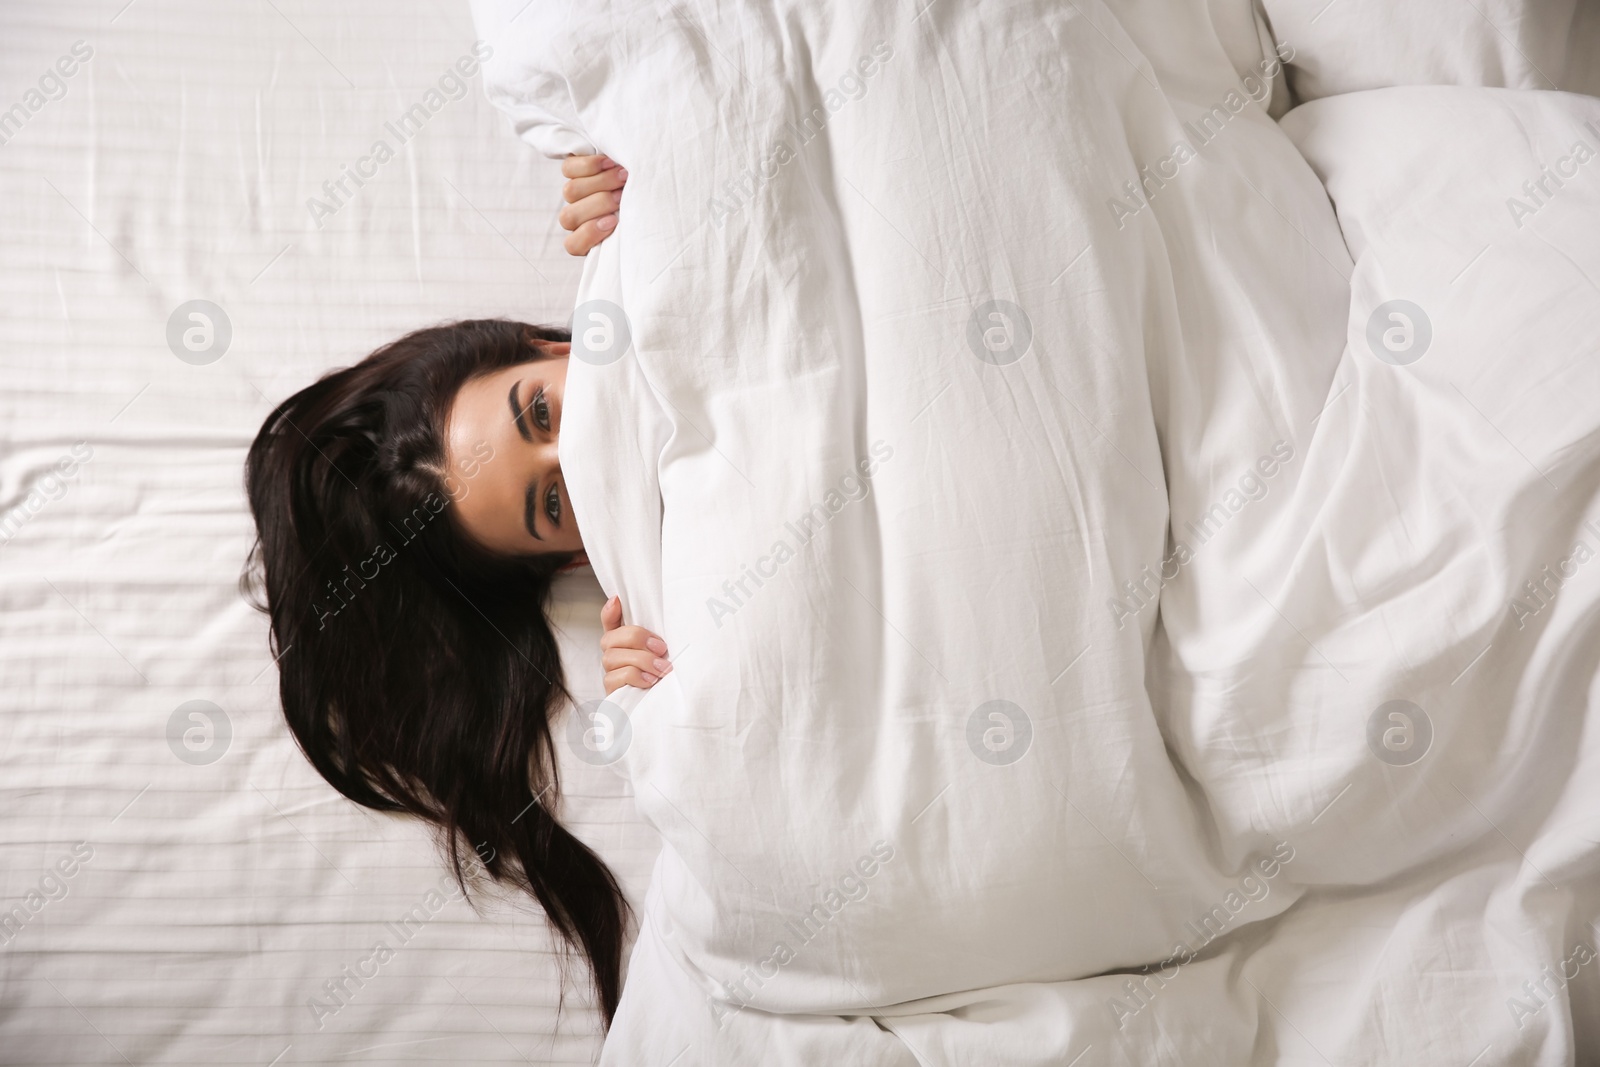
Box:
xmin=475 ymin=0 xmax=1600 ymax=1062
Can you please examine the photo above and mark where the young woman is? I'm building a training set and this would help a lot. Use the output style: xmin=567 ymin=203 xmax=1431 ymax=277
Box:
xmin=242 ymin=155 xmax=659 ymax=1025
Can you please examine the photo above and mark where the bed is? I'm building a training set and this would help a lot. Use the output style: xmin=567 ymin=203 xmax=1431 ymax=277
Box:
xmin=4 ymin=0 xmax=1600 ymax=1064
xmin=0 ymin=2 xmax=654 ymax=1063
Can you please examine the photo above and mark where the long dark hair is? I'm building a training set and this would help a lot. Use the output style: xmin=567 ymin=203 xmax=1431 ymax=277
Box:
xmin=241 ymin=318 xmax=629 ymax=1023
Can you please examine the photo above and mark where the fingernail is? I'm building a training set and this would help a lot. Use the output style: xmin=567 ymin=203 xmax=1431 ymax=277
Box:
xmin=598 ymin=215 xmax=616 ymax=231
xmin=617 ymin=168 xmax=628 ymax=181
xmin=653 ymin=658 xmax=671 ymax=673
xmin=642 ymin=672 xmax=659 ymax=685
xmin=646 ymin=637 xmax=667 ymax=655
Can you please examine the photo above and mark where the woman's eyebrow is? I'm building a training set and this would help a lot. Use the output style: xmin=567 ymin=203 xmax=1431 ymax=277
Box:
xmin=523 ymin=482 xmax=543 ymax=541
xmin=507 ymin=381 xmax=534 ymax=442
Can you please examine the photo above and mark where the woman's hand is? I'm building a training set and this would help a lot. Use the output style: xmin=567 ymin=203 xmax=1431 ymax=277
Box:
xmin=600 ymin=594 xmax=671 ymax=695
xmin=560 ymin=154 xmax=627 ymax=257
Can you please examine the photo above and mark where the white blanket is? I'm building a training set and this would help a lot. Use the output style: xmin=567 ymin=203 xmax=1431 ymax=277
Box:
xmin=475 ymin=0 xmax=1600 ymax=1061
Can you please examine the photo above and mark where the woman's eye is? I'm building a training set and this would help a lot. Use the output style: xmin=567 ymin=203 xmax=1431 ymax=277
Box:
xmin=533 ymin=387 xmax=552 ymax=432
xmin=545 ymin=483 xmax=562 ymax=526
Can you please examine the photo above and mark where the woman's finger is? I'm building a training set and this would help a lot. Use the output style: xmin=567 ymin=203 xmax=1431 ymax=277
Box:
xmin=561 ymin=153 xmax=617 ymax=180
xmin=599 ymin=623 xmax=647 ymax=649
xmin=558 ymin=189 xmax=623 ymax=233
xmin=604 ymin=666 xmax=659 ymax=695
xmin=602 ymin=647 xmax=671 ymax=677
xmin=600 ymin=624 xmax=667 ymax=655
xmin=563 ymin=165 xmax=627 ymax=205
xmin=563 ymin=215 xmax=618 ymax=257
xmin=600 ymin=595 xmax=623 ymax=632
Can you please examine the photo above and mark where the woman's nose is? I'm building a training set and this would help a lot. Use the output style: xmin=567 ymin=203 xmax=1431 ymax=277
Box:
xmin=532 ymin=436 xmax=560 ymax=471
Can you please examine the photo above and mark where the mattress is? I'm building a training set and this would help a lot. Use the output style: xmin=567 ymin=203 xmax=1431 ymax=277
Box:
xmin=0 ymin=2 xmax=653 ymax=1063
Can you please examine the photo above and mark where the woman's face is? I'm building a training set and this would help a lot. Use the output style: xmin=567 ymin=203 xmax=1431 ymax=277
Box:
xmin=444 ymin=342 xmax=585 ymax=557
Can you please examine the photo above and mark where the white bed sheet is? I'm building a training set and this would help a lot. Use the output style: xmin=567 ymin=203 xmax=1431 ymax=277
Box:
xmin=0 ymin=2 xmax=655 ymax=1064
